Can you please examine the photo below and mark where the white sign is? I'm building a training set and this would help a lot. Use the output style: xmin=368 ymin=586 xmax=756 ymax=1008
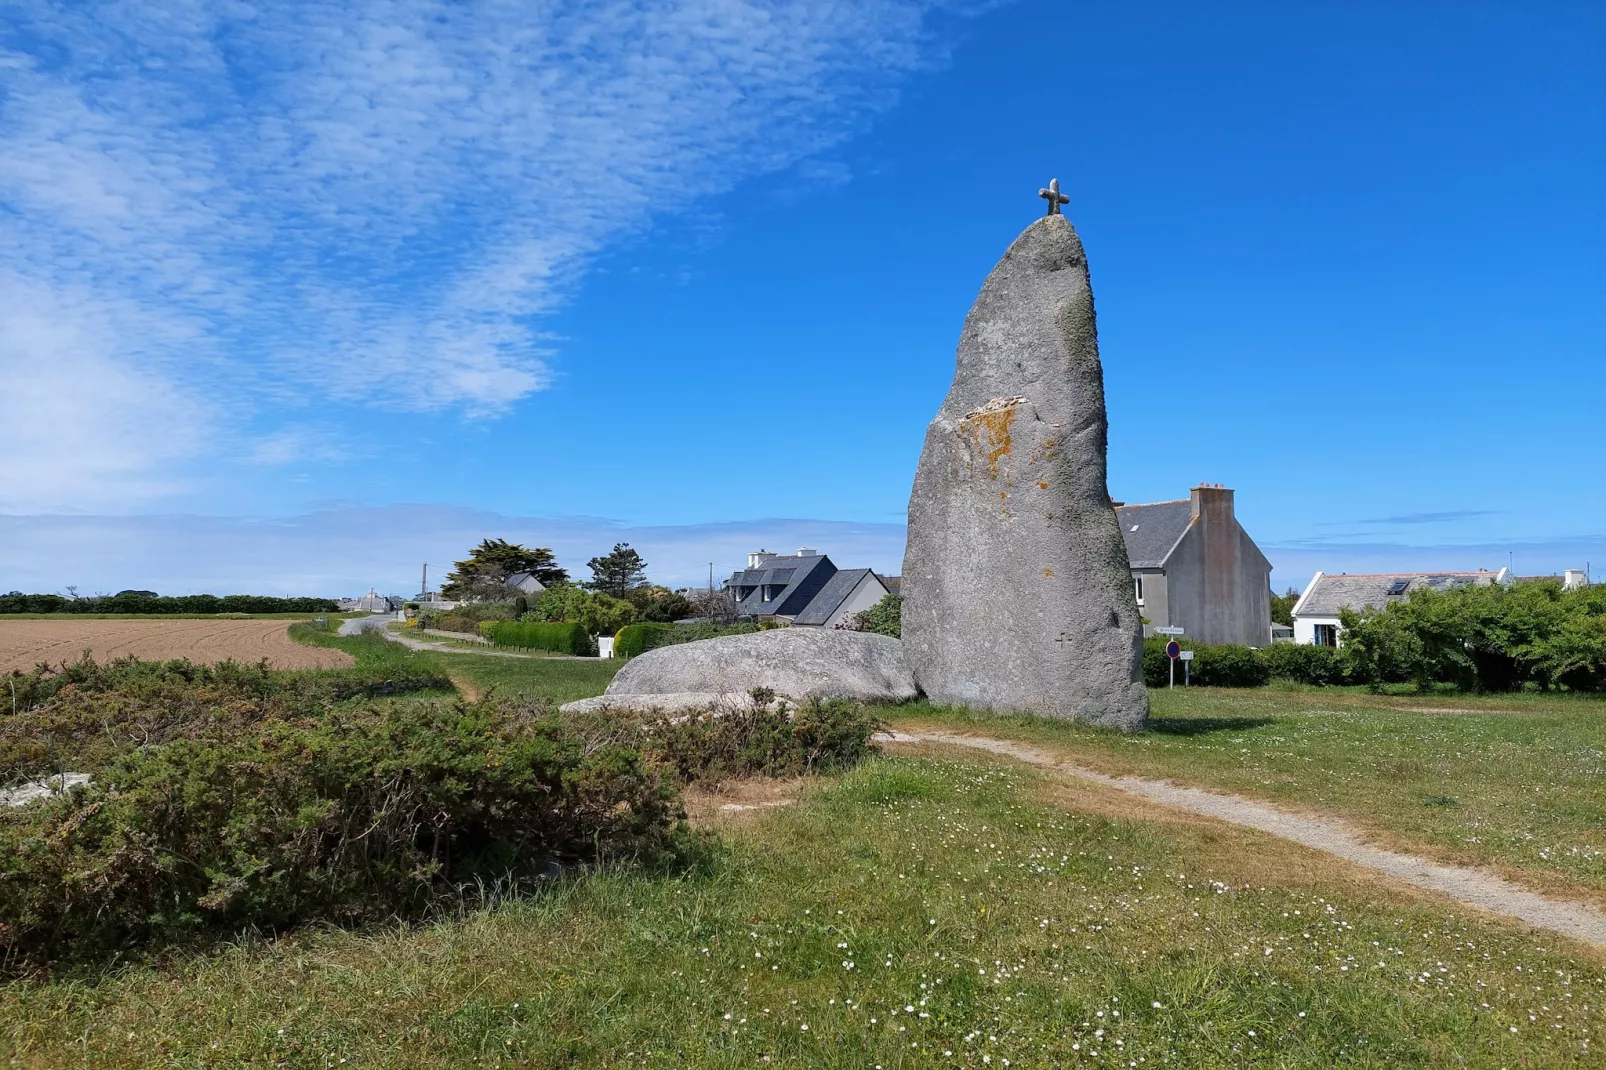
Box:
xmin=1178 ymin=650 xmax=1194 ymax=661
xmin=1154 ymin=626 xmax=1185 ymax=635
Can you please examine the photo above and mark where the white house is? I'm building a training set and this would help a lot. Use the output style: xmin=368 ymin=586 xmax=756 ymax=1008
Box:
xmin=1290 ymin=568 xmax=1511 ymax=646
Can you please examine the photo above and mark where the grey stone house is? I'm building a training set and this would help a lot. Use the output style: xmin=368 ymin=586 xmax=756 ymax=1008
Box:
xmin=724 ymin=549 xmax=891 ymax=629
xmin=1116 ymin=484 xmax=1273 ymax=647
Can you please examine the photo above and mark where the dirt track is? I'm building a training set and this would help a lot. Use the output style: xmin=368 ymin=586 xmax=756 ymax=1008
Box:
xmin=0 ymin=619 xmax=354 ymax=671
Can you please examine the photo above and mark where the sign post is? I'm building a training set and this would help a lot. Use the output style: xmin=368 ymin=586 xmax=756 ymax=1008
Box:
xmin=1179 ymin=648 xmax=1194 ymax=687
xmin=1156 ymin=627 xmax=1185 ymax=689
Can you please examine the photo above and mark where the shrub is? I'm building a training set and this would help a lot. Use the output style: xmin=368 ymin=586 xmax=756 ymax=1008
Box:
xmin=1260 ymin=642 xmax=1350 ymax=686
xmin=646 ymin=698 xmax=882 ymax=783
xmin=657 ymin=622 xmax=761 ymax=647
xmin=486 ymin=620 xmax=595 ymax=656
xmin=532 ymin=586 xmax=636 ymax=637
xmin=1188 ymin=643 xmax=1271 ymax=688
xmin=0 ymin=698 xmax=682 ymax=966
xmin=430 ymin=612 xmax=482 ymax=634
xmin=1 ymin=654 xmax=452 ymax=781
xmin=845 ymin=593 xmax=901 ymax=638
xmin=615 ymin=622 xmax=674 ymax=658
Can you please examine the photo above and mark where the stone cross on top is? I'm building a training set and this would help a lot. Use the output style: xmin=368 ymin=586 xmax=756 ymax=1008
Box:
xmin=1038 ymin=177 xmax=1069 ymax=216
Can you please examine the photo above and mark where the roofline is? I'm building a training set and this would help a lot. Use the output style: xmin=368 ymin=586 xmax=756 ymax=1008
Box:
xmin=1290 ymin=571 xmax=1323 ymax=618
xmin=1155 ymin=514 xmax=1197 ymax=568
xmin=1115 ymin=498 xmax=1190 ymax=509
xmin=1303 ymin=570 xmax=1502 ymax=578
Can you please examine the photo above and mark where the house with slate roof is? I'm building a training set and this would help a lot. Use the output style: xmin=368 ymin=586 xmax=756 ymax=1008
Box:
xmin=1116 ymin=484 xmax=1273 ymax=647
xmin=1291 ymin=568 xmax=1510 ymax=646
xmin=724 ymin=549 xmax=892 ymax=630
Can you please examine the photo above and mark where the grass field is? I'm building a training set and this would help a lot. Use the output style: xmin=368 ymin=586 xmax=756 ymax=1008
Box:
xmin=293 ymin=621 xmax=622 ymax=706
xmin=889 ymin=688 xmax=1606 ymax=907
xmin=3 ymin=755 xmax=1601 ymax=1067
xmin=6 ymin=640 xmax=1601 ymax=1066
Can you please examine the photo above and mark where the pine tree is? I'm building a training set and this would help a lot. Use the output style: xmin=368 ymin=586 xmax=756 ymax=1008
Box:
xmin=442 ymin=539 xmax=568 ymax=600
xmin=585 ymin=543 xmax=648 ymax=598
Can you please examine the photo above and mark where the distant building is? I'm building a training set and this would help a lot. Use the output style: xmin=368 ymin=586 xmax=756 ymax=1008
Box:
xmin=1290 ymin=568 xmax=1511 ymax=646
xmin=339 ymin=589 xmax=394 ymax=613
xmin=724 ymin=549 xmax=892 ymax=629
xmin=505 ymin=571 xmax=547 ymax=597
xmin=1117 ymin=484 xmax=1273 ymax=647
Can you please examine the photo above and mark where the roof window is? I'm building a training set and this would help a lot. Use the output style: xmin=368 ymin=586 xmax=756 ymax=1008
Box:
xmin=1386 ymin=580 xmax=1411 ymax=596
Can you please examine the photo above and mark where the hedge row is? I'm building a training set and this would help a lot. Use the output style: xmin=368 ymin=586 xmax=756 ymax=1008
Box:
xmin=614 ymin=622 xmax=674 ymax=658
xmin=485 ymin=620 xmax=595 ymax=656
xmin=1141 ymin=637 xmax=1356 ymax=689
xmin=0 ymin=592 xmax=338 ymax=615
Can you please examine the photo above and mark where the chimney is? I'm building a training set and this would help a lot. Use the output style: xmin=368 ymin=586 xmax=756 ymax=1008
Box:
xmin=1189 ymin=483 xmax=1235 ymax=521
xmin=1564 ymin=568 xmax=1586 ymax=591
xmin=797 ymin=547 xmax=817 ymax=557
xmin=747 ymin=550 xmax=777 ymax=570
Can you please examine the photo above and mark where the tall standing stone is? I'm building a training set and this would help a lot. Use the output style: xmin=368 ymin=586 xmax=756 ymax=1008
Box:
xmin=902 ymin=210 xmax=1148 ymax=730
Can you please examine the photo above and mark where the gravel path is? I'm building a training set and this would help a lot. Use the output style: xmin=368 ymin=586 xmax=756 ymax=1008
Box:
xmin=879 ymin=728 xmax=1606 ymax=950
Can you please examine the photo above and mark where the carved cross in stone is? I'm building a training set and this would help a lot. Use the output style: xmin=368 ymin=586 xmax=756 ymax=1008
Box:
xmin=1038 ymin=177 xmax=1069 ymax=216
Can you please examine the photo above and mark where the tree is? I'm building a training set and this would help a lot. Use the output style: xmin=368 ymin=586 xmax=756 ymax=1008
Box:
xmin=844 ymin=593 xmax=901 ymax=637
xmin=533 ymin=585 xmax=637 ymax=636
xmin=585 ymin=543 xmax=648 ymax=598
xmin=1268 ymin=587 xmax=1300 ymax=627
xmin=442 ymin=539 xmax=568 ymax=600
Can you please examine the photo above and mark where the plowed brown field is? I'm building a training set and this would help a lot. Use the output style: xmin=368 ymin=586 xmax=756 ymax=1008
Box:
xmin=0 ymin=619 xmax=354 ymax=671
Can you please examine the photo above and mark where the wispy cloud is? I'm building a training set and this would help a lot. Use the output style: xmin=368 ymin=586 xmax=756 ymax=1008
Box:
xmin=1 ymin=0 xmax=966 ymax=509
xmin=1352 ymin=510 xmax=1502 ymax=525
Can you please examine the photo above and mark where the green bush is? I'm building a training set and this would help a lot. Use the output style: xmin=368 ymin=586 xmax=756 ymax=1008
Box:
xmin=646 ymin=698 xmax=882 ymax=783
xmin=614 ymin=622 xmax=674 ymax=658
xmin=1 ymin=654 xmax=452 ymax=782
xmin=1188 ymin=643 xmax=1271 ymax=688
xmin=0 ymin=698 xmax=682 ymax=967
xmin=486 ymin=620 xmax=595 ymax=656
xmin=1260 ymin=642 xmax=1350 ymax=686
xmin=656 ymin=622 xmax=761 ymax=647
xmin=847 ymin=593 xmax=901 ymax=638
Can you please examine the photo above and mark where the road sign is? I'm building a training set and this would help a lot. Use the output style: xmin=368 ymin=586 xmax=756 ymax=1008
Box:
xmin=1154 ymin=626 xmax=1185 ymax=636
xmin=1178 ymin=650 xmax=1194 ymax=661
xmin=1165 ymin=640 xmax=1181 ymax=659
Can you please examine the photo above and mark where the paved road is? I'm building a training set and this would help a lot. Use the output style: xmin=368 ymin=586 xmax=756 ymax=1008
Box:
xmin=338 ymin=613 xmax=395 ymax=636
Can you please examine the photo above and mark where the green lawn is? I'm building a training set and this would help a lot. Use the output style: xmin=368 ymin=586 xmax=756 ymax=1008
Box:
xmin=4 ymin=755 xmax=1600 ymax=1067
xmin=292 ymin=622 xmax=622 ymax=706
xmin=889 ymin=687 xmax=1606 ymax=905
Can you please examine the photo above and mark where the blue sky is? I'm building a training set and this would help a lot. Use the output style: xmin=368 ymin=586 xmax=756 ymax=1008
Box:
xmin=2 ymin=0 xmax=1602 ymax=598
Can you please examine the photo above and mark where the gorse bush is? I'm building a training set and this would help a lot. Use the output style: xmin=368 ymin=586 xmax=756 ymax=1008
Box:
xmin=486 ymin=620 xmax=595 ymax=656
xmin=0 ymin=650 xmax=887 ymax=968
xmin=0 ymin=593 xmax=337 ymax=614
xmin=646 ymin=698 xmax=882 ymax=784
xmin=1 ymin=654 xmax=452 ymax=783
xmin=614 ymin=622 xmax=674 ymax=658
xmin=0 ymin=698 xmax=682 ymax=966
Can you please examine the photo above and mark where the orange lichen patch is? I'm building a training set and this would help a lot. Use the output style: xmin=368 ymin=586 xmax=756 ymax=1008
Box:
xmin=960 ymin=399 xmax=1020 ymax=479
xmin=1043 ymin=567 xmax=1055 ymax=578
xmin=1038 ymin=481 xmax=1048 ymax=490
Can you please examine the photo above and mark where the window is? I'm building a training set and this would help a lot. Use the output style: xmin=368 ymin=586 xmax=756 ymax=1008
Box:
xmin=1313 ymin=623 xmax=1339 ymax=647
xmin=1133 ymin=575 xmax=1145 ymax=606
xmin=1386 ymin=579 xmax=1411 ymax=596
